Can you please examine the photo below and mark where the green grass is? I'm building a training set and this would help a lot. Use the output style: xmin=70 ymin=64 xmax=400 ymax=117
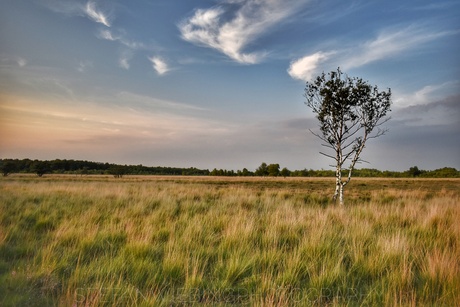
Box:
xmin=1 ymin=175 xmax=459 ymax=306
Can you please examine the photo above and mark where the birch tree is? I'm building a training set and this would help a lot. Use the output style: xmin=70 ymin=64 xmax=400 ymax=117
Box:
xmin=304 ymin=68 xmax=392 ymax=205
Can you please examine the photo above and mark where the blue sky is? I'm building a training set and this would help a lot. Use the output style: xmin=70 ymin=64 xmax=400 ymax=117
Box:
xmin=1 ymin=0 xmax=459 ymax=171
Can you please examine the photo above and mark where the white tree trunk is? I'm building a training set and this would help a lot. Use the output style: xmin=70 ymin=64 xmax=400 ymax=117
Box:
xmin=339 ymin=183 xmax=344 ymax=206
xmin=334 ymin=163 xmax=344 ymax=205
xmin=333 ymin=178 xmax=340 ymax=201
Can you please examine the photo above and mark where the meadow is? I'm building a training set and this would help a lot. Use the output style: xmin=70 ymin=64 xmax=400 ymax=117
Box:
xmin=0 ymin=175 xmax=459 ymax=306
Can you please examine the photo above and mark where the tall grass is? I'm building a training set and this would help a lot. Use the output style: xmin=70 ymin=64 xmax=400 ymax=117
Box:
xmin=0 ymin=176 xmax=459 ymax=306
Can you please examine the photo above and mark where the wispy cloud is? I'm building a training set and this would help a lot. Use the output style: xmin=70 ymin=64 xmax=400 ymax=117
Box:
xmin=118 ymin=50 xmax=133 ymax=70
xmin=85 ymin=1 xmax=110 ymax=27
xmin=17 ymin=57 xmax=27 ymax=67
xmin=179 ymin=0 xmax=309 ymax=64
xmin=116 ymin=92 xmax=206 ymax=112
xmin=394 ymin=81 xmax=460 ymax=108
xmin=149 ymin=56 xmax=170 ymax=75
xmin=96 ymin=29 xmax=149 ymax=70
xmin=96 ymin=29 xmax=145 ymax=49
xmin=342 ymin=25 xmax=456 ymax=69
xmin=288 ymin=24 xmax=458 ymax=81
xmin=39 ymin=0 xmax=111 ymax=27
xmin=119 ymin=57 xmax=130 ymax=70
xmin=0 ymin=92 xmax=223 ymax=157
xmin=97 ymin=29 xmax=117 ymax=41
xmin=77 ymin=60 xmax=92 ymax=72
xmin=287 ymin=52 xmax=333 ymax=81
xmin=1 ymin=55 xmax=27 ymax=67
xmin=412 ymin=1 xmax=459 ymax=11
xmin=392 ymin=94 xmax=460 ymax=127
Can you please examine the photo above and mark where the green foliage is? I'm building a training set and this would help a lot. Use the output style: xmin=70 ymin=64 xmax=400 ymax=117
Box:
xmin=255 ymin=162 xmax=269 ymax=176
xmin=407 ymin=166 xmax=422 ymax=177
xmin=267 ymin=163 xmax=280 ymax=177
xmin=280 ymin=167 xmax=291 ymax=178
xmin=108 ymin=165 xmax=127 ymax=178
xmin=420 ymin=167 xmax=460 ymax=178
xmin=30 ymin=161 xmax=50 ymax=177
xmin=1 ymin=159 xmax=459 ymax=179
xmin=0 ymin=161 xmax=16 ymax=176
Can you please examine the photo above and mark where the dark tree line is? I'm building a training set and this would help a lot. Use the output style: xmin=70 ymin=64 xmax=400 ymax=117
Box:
xmin=209 ymin=162 xmax=459 ymax=178
xmin=0 ymin=159 xmax=209 ymax=177
xmin=0 ymin=159 xmax=458 ymax=178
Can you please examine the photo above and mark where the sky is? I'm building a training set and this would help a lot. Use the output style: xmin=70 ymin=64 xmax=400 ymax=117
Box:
xmin=1 ymin=0 xmax=459 ymax=171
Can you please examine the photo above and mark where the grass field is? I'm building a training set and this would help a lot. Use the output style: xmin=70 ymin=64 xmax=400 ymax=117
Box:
xmin=1 ymin=175 xmax=459 ymax=306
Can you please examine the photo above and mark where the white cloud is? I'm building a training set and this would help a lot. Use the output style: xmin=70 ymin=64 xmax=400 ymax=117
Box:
xmin=392 ymin=94 xmax=460 ymax=127
xmin=98 ymin=29 xmax=117 ymax=41
xmin=342 ymin=25 xmax=456 ymax=69
xmin=287 ymin=52 xmax=332 ymax=81
xmin=118 ymin=50 xmax=133 ymax=70
xmin=287 ymin=24 xmax=457 ymax=81
xmin=179 ymin=0 xmax=309 ymax=64
xmin=85 ymin=1 xmax=110 ymax=27
xmin=77 ymin=60 xmax=92 ymax=72
xmin=96 ymin=29 xmax=146 ymax=50
xmin=17 ymin=57 xmax=27 ymax=67
xmin=38 ymin=0 xmax=82 ymax=15
xmin=1 ymin=55 xmax=27 ymax=67
xmin=119 ymin=57 xmax=130 ymax=70
xmin=96 ymin=29 xmax=150 ymax=70
xmin=149 ymin=56 xmax=170 ymax=75
xmin=40 ymin=0 xmax=112 ymax=27
xmin=116 ymin=92 xmax=206 ymax=112
xmin=394 ymin=81 xmax=460 ymax=108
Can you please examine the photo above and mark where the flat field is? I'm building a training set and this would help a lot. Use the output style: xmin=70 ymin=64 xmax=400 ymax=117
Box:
xmin=0 ymin=175 xmax=459 ymax=306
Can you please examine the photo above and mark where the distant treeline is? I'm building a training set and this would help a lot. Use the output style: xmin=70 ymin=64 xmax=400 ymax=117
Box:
xmin=1 ymin=159 xmax=459 ymax=178
xmin=211 ymin=163 xmax=460 ymax=178
xmin=0 ymin=159 xmax=208 ymax=177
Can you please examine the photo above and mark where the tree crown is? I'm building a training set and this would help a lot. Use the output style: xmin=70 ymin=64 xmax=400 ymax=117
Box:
xmin=305 ymin=68 xmax=391 ymax=158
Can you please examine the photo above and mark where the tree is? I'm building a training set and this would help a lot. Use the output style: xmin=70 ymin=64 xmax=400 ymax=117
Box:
xmin=255 ymin=162 xmax=269 ymax=176
xmin=79 ymin=166 xmax=90 ymax=176
xmin=0 ymin=161 xmax=16 ymax=176
xmin=280 ymin=167 xmax=291 ymax=178
xmin=31 ymin=161 xmax=50 ymax=177
xmin=407 ymin=166 xmax=422 ymax=177
xmin=108 ymin=165 xmax=126 ymax=178
xmin=267 ymin=163 xmax=280 ymax=177
xmin=305 ymin=68 xmax=391 ymax=205
xmin=241 ymin=168 xmax=251 ymax=176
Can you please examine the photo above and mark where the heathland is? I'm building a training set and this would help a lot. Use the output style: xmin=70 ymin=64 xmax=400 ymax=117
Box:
xmin=0 ymin=175 xmax=459 ymax=306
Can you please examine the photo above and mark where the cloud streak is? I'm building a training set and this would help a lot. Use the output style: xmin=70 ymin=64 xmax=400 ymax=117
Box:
xmin=96 ymin=29 xmax=151 ymax=70
xmin=39 ymin=0 xmax=111 ymax=27
xmin=149 ymin=56 xmax=170 ymax=75
xmin=288 ymin=24 xmax=457 ymax=81
xmin=77 ymin=60 xmax=92 ymax=72
xmin=118 ymin=50 xmax=133 ymax=70
xmin=85 ymin=1 xmax=111 ymax=27
xmin=392 ymin=94 xmax=460 ymax=127
xmin=96 ymin=29 xmax=145 ymax=49
xmin=1 ymin=55 xmax=27 ymax=67
xmin=179 ymin=0 xmax=309 ymax=64
xmin=115 ymin=92 xmax=206 ymax=112
xmin=393 ymin=81 xmax=460 ymax=108
xmin=342 ymin=25 xmax=456 ymax=69
xmin=0 ymin=92 xmax=230 ymax=161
